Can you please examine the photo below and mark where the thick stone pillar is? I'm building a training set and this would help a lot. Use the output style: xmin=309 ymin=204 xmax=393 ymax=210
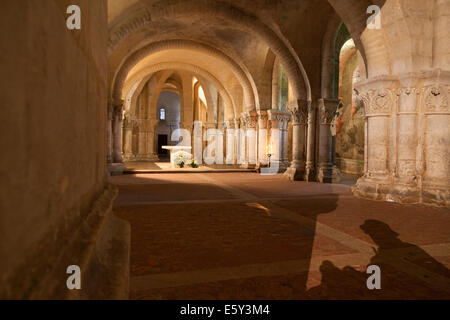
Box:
xmin=284 ymin=100 xmax=308 ymax=180
xmin=420 ymin=75 xmax=450 ymax=206
xmin=257 ymin=111 xmax=268 ymax=167
xmin=352 ymin=71 xmax=449 ymax=206
xmin=353 ymin=79 xmax=396 ymax=200
xmin=317 ymin=98 xmax=342 ymax=183
xmin=245 ymin=111 xmax=258 ymax=167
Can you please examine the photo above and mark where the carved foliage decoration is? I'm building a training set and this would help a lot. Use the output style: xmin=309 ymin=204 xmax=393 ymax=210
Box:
xmin=358 ymin=88 xmax=395 ymax=115
xmin=320 ymin=100 xmax=341 ymax=125
xmin=424 ymin=85 xmax=449 ymax=113
xmin=397 ymin=87 xmax=419 ymax=113
xmin=290 ymin=107 xmax=307 ymax=125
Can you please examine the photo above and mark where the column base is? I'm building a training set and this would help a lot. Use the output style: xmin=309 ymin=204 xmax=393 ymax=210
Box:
xmin=284 ymin=162 xmax=306 ymax=181
xmin=318 ymin=165 xmax=341 ymax=183
xmin=422 ymin=183 xmax=450 ymax=207
xmin=134 ymin=154 xmax=159 ymax=162
xmin=123 ymin=153 xmax=135 ymax=161
xmin=239 ymin=162 xmax=257 ymax=169
xmin=305 ymin=164 xmax=316 ymax=182
xmin=279 ymin=160 xmax=291 ymax=172
xmin=352 ymin=176 xmax=450 ymax=207
xmin=108 ymin=162 xmax=126 ymax=175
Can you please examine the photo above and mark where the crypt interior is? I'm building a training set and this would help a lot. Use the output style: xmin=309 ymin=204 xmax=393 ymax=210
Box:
xmin=0 ymin=0 xmax=449 ymax=299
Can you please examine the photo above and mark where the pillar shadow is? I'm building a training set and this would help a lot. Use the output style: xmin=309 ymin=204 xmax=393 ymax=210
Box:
xmin=306 ymin=220 xmax=450 ymax=299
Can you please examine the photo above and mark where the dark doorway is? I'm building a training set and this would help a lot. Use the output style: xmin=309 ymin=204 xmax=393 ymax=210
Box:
xmin=158 ymin=134 xmax=168 ymax=155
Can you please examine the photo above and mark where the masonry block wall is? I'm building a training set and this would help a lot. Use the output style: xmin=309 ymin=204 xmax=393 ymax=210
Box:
xmin=0 ymin=0 xmax=128 ymax=299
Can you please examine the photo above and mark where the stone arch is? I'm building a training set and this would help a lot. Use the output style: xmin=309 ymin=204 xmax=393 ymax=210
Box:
xmin=260 ymin=49 xmax=276 ymax=110
xmin=108 ymin=0 xmax=311 ymax=103
xmin=327 ymin=0 xmax=391 ymax=77
xmin=328 ymin=0 xmax=438 ymax=77
xmin=111 ymin=40 xmax=255 ymax=113
xmin=121 ymin=62 xmax=236 ymax=119
xmin=194 ymin=77 xmax=215 ymax=124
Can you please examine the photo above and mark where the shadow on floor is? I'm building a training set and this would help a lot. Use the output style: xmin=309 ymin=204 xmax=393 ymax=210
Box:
xmin=307 ymin=220 xmax=450 ymax=299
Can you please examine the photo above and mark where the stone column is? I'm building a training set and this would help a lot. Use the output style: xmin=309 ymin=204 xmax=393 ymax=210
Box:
xmin=267 ymin=110 xmax=288 ymax=173
xmin=146 ymin=119 xmax=158 ymax=161
xmin=192 ymin=121 xmax=203 ymax=164
xmin=123 ymin=116 xmax=133 ymax=161
xmin=305 ymin=102 xmax=316 ymax=181
xmin=225 ymin=120 xmax=235 ymax=165
xmin=245 ymin=111 xmax=258 ymax=167
xmin=239 ymin=116 xmax=247 ymax=166
xmin=234 ymin=119 xmax=241 ymax=165
xmin=136 ymin=122 xmax=148 ymax=161
xmin=112 ymin=104 xmax=124 ymax=164
xmin=216 ymin=128 xmax=224 ymax=165
xmin=284 ymin=100 xmax=308 ymax=180
xmin=317 ymin=98 xmax=342 ymax=183
xmin=417 ymin=73 xmax=449 ymax=206
xmin=353 ymin=79 xmax=396 ymax=201
xmin=108 ymin=100 xmax=126 ymax=175
xmin=280 ymin=113 xmax=291 ymax=171
xmin=354 ymin=76 xmax=441 ymax=204
xmin=204 ymin=122 xmax=217 ymax=165
xmin=257 ymin=111 xmax=268 ymax=167
xmin=107 ymin=104 xmax=113 ymax=163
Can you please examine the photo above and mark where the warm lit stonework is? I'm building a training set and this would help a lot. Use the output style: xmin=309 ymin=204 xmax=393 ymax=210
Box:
xmin=1 ymin=0 xmax=449 ymax=300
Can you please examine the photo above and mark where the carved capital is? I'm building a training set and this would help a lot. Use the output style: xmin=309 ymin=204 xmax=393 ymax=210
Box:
xmin=423 ymin=85 xmax=449 ymax=113
xmin=319 ymin=98 xmax=342 ymax=125
xmin=268 ymin=109 xmax=290 ymax=129
xmin=225 ymin=120 xmax=235 ymax=130
xmin=257 ymin=110 xmax=268 ymax=129
xmin=245 ymin=111 xmax=258 ymax=129
xmin=397 ymin=87 xmax=420 ymax=113
xmin=357 ymin=88 xmax=396 ymax=116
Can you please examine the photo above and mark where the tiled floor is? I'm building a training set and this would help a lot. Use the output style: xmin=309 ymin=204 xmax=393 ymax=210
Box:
xmin=112 ymin=172 xmax=450 ymax=299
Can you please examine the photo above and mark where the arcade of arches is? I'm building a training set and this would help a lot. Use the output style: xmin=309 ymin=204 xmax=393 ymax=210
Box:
xmin=1 ymin=0 xmax=449 ymax=299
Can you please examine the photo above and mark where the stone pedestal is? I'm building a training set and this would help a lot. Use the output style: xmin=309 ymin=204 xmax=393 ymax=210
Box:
xmin=352 ymin=70 xmax=450 ymax=206
xmin=317 ymin=98 xmax=342 ymax=183
xmin=284 ymin=100 xmax=308 ymax=180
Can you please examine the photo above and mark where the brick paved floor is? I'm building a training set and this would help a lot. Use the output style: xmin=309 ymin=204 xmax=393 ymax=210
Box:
xmin=112 ymin=173 xmax=450 ymax=299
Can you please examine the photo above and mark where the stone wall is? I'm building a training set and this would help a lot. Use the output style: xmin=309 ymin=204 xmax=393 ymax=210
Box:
xmin=0 ymin=0 xmax=129 ymax=299
xmin=336 ymin=53 xmax=364 ymax=175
